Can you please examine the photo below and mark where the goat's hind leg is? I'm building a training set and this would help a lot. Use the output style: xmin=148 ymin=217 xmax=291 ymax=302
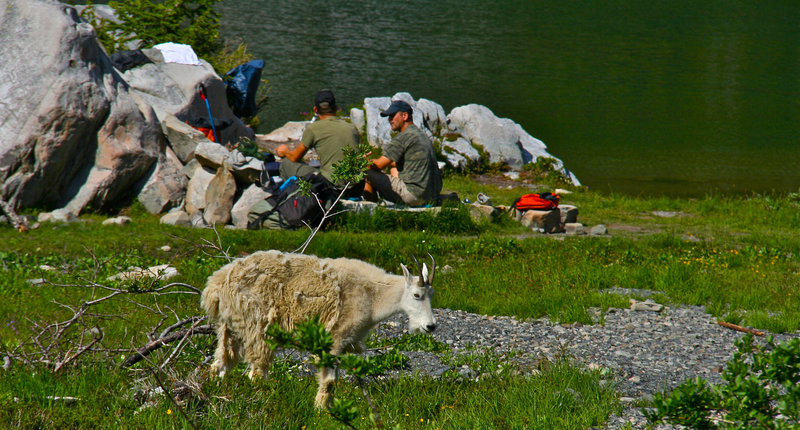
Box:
xmin=211 ymin=322 xmax=240 ymax=378
xmin=243 ymin=327 xmax=273 ymax=379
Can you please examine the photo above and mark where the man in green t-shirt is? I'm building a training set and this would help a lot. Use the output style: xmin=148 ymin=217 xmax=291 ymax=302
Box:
xmin=275 ymin=90 xmax=362 ymax=193
xmin=364 ymin=100 xmax=442 ymax=206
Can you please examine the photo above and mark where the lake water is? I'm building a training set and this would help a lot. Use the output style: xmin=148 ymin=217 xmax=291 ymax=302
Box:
xmin=216 ymin=0 xmax=800 ymax=196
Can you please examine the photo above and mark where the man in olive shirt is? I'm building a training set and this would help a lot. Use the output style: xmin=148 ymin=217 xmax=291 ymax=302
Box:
xmin=364 ymin=100 xmax=442 ymax=206
xmin=275 ymin=90 xmax=361 ymax=192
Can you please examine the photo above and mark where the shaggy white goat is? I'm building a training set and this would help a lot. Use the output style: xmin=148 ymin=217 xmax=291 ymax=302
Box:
xmin=200 ymin=250 xmax=437 ymax=407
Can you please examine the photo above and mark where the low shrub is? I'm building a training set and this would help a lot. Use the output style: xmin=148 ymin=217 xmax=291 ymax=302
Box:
xmin=645 ymin=334 xmax=800 ymax=429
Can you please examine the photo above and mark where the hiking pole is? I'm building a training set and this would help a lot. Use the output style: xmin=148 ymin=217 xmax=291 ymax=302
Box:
xmin=198 ymin=83 xmax=220 ymax=143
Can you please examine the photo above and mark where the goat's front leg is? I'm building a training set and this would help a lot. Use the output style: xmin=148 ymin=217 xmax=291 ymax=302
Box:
xmin=315 ymin=366 xmax=335 ymax=408
xmin=315 ymin=341 xmax=347 ymax=408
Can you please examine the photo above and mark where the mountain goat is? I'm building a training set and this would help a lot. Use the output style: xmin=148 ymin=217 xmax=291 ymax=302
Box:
xmin=200 ymin=250 xmax=437 ymax=407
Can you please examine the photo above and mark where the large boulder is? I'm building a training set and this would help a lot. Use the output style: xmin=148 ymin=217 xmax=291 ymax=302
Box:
xmin=416 ymin=98 xmax=447 ymax=135
xmin=447 ymin=104 xmax=580 ymax=185
xmin=121 ymin=49 xmax=254 ymax=146
xmin=446 ymin=104 xmax=528 ymax=169
xmin=363 ymin=93 xmax=432 ymax=147
xmin=0 ymin=0 xmax=161 ymax=213
xmin=136 ymin=146 xmax=187 ymax=214
xmin=203 ymin=162 xmax=237 ymax=225
xmin=441 ymin=136 xmax=481 ymax=169
xmin=363 ymin=96 xmax=392 ymax=147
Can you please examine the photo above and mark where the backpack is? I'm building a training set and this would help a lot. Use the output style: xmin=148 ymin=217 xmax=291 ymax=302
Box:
xmin=247 ymin=173 xmax=335 ymax=230
xmin=512 ymin=192 xmax=560 ymax=211
xmin=223 ymin=60 xmax=265 ymax=118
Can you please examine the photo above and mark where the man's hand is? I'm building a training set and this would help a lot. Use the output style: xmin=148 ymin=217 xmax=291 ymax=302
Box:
xmin=276 ymin=143 xmax=308 ymax=162
xmin=275 ymin=144 xmax=289 ymax=158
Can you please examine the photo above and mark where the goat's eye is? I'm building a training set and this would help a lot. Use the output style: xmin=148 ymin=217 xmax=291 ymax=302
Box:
xmin=413 ymin=293 xmax=422 ymax=300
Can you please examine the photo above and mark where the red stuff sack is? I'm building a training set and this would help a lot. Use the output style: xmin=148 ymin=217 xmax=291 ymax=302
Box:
xmin=512 ymin=193 xmax=560 ymax=211
xmin=195 ymin=127 xmax=216 ymax=142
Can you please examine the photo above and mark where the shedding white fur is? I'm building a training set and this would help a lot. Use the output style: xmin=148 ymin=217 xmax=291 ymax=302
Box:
xmin=200 ymin=250 xmax=437 ymax=407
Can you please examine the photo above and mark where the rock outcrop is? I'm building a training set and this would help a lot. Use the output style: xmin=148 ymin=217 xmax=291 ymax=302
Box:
xmin=0 ymin=0 xmax=254 ymax=216
xmin=2 ymin=1 xmax=580 ymax=227
xmin=328 ymin=93 xmax=580 ymax=186
xmin=0 ymin=0 xmax=160 ymax=213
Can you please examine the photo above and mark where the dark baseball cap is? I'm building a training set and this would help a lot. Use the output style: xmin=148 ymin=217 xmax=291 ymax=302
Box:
xmin=314 ymin=89 xmax=336 ymax=108
xmin=380 ymin=100 xmax=413 ymax=117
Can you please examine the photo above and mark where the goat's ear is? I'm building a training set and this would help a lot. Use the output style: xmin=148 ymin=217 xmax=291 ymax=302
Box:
xmin=400 ymin=263 xmax=413 ymax=287
xmin=419 ymin=263 xmax=429 ymax=287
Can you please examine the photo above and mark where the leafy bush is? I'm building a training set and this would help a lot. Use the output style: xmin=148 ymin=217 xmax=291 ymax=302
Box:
xmin=333 ymin=201 xmax=482 ymax=234
xmin=522 ymin=157 xmax=572 ymax=187
xmin=645 ymin=334 xmax=800 ymax=429
xmin=83 ymin=0 xmax=222 ymax=59
xmin=266 ymin=318 xmax=409 ymax=428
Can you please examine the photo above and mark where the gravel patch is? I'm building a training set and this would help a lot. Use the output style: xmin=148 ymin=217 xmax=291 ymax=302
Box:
xmin=267 ymin=288 xmax=798 ymax=429
xmin=363 ymin=296 xmax=800 ymax=429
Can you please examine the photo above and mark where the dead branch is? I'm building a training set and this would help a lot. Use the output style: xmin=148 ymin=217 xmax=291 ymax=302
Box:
xmin=54 ymin=326 xmax=103 ymax=372
xmin=8 ymin=274 xmax=204 ymax=371
xmin=356 ymin=376 xmax=383 ymax=429
xmin=149 ymin=368 xmax=200 ymax=430
xmin=159 ymin=316 xmax=205 ymax=339
xmin=717 ymin=320 xmax=765 ymax=336
xmin=160 ymin=318 xmax=205 ymax=369
xmin=122 ymin=324 xmax=214 ymax=368
xmin=199 ymin=225 xmax=233 ymax=263
xmin=0 ymin=195 xmax=28 ymax=232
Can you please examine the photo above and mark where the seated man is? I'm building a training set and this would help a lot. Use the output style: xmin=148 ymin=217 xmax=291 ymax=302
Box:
xmin=364 ymin=100 xmax=442 ymax=206
xmin=275 ymin=90 xmax=363 ymax=194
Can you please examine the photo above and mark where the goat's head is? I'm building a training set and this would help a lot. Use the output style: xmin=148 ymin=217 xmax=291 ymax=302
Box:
xmin=399 ymin=254 xmax=437 ymax=334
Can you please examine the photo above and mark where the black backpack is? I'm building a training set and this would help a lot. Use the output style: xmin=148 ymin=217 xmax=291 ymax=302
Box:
xmin=247 ymin=173 xmax=335 ymax=230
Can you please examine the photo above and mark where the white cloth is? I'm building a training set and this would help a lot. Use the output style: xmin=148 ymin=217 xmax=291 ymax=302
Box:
xmin=153 ymin=42 xmax=202 ymax=66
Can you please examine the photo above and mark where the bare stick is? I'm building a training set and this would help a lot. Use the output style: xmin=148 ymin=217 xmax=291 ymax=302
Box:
xmin=356 ymin=376 xmax=383 ymax=429
xmin=717 ymin=321 xmax=765 ymax=336
xmin=296 ymin=182 xmax=351 ymax=254
xmin=122 ymin=324 xmax=214 ymax=368
xmin=160 ymin=318 xmax=205 ymax=369
xmin=199 ymin=225 xmax=232 ymax=263
xmin=54 ymin=327 xmax=103 ymax=372
xmin=159 ymin=316 xmax=204 ymax=339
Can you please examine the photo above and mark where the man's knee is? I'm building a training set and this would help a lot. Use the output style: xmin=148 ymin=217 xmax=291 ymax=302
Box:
xmin=279 ymin=159 xmax=318 ymax=179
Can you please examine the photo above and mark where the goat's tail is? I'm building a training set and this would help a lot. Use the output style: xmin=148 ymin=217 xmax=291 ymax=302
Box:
xmin=201 ymin=265 xmax=231 ymax=321
xmin=200 ymin=284 xmax=220 ymax=320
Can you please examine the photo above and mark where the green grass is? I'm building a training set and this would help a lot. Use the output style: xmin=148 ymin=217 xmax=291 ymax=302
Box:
xmin=0 ymin=355 xmax=617 ymax=429
xmin=1 ymin=175 xmax=799 ymax=427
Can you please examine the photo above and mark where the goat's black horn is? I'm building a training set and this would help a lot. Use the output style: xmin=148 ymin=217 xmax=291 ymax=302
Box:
xmin=427 ymin=252 xmax=436 ymax=285
xmin=411 ymin=254 xmax=425 ymax=287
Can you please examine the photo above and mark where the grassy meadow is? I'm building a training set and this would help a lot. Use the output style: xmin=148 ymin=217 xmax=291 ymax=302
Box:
xmin=1 ymin=174 xmax=799 ymax=428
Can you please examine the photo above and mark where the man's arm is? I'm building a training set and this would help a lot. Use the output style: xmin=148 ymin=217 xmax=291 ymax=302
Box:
xmin=275 ymin=143 xmax=308 ymax=162
xmin=369 ymin=156 xmax=395 ymax=171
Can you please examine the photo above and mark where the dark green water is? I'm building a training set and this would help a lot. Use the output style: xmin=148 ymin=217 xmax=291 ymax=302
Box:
xmin=218 ymin=0 xmax=800 ymax=196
